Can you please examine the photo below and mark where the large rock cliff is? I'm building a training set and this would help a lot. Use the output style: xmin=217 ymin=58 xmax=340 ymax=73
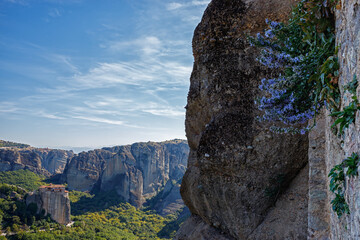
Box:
xmin=176 ymin=0 xmax=360 ymax=239
xmin=307 ymin=1 xmax=360 ymax=239
xmin=26 ymin=185 xmax=71 ymax=225
xmin=62 ymin=139 xmax=189 ymax=208
xmin=0 ymin=147 xmax=73 ymax=176
xmin=176 ymin=0 xmax=309 ymax=239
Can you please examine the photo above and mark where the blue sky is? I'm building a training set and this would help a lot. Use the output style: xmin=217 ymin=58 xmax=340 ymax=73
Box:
xmin=0 ymin=0 xmax=210 ymax=149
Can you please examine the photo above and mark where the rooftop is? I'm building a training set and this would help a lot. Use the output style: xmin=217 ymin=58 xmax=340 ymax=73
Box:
xmin=39 ymin=184 xmax=66 ymax=189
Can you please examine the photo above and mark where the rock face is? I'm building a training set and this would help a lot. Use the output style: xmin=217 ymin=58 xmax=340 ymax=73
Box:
xmin=61 ymin=149 xmax=110 ymax=192
xmin=317 ymin=1 xmax=360 ymax=239
xmin=26 ymin=185 xmax=71 ymax=225
xmin=34 ymin=149 xmax=74 ymax=174
xmin=62 ymin=139 xmax=189 ymax=208
xmin=306 ymin=2 xmax=360 ymax=239
xmin=0 ymin=147 xmax=73 ymax=176
xmin=176 ymin=0 xmax=310 ymax=239
xmin=152 ymin=180 xmax=184 ymax=216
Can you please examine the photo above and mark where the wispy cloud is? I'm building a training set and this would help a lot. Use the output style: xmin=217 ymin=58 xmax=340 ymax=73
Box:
xmin=166 ymin=2 xmax=183 ymax=10
xmin=37 ymin=111 xmax=65 ymax=120
xmin=103 ymin=36 xmax=162 ymax=56
xmin=48 ymin=8 xmax=61 ymax=17
xmin=0 ymin=102 xmax=19 ymax=113
xmin=3 ymin=0 xmax=27 ymax=5
xmin=0 ymin=0 xmax=209 ymax=146
xmin=143 ymin=108 xmax=184 ymax=117
xmin=72 ymin=116 xmax=125 ymax=126
xmin=166 ymin=1 xmax=209 ymax=11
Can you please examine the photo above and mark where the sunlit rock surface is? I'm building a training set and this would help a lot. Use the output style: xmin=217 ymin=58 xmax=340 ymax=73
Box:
xmin=27 ymin=185 xmax=71 ymax=225
xmin=0 ymin=147 xmax=73 ymax=176
xmin=62 ymin=139 xmax=189 ymax=209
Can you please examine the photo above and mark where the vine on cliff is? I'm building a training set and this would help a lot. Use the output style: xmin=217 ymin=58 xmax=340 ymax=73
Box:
xmin=328 ymin=153 xmax=359 ymax=217
xmin=330 ymin=76 xmax=360 ymax=135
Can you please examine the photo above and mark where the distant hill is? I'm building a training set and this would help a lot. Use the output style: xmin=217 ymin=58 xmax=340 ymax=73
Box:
xmin=0 ymin=139 xmax=30 ymax=148
xmin=0 ymin=146 xmax=74 ymax=176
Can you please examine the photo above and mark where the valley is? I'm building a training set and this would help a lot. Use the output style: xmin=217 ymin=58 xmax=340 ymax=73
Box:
xmin=0 ymin=139 xmax=189 ymax=239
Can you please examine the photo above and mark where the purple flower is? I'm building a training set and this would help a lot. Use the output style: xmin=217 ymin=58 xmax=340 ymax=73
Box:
xmin=265 ymin=29 xmax=275 ymax=39
xmin=270 ymin=21 xmax=280 ymax=29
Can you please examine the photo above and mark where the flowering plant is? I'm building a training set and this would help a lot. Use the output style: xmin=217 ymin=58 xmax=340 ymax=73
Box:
xmin=251 ymin=0 xmax=339 ymax=134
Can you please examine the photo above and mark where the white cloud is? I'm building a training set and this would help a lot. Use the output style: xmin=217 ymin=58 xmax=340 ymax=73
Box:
xmin=166 ymin=1 xmax=210 ymax=11
xmin=72 ymin=116 xmax=125 ymax=126
xmin=143 ymin=108 xmax=184 ymax=117
xmin=191 ymin=1 xmax=210 ymax=6
xmin=37 ymin=111 xmax=65 ymax=120
xmin=0 ymin=102 xmax=20 ymax=113
xmin=104 ymin=36 xmax=162 ymax=57
xmin=167 ymin=2 xmax=183 ymax=10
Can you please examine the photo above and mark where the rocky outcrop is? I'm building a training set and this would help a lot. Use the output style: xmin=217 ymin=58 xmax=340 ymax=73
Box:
xmin=62 ymin=139 xmax=189 ymax=208
xmin=34 ymin=149 xmax=74 ymax=174
xmin=0 ymin=147 xmax=74 ymax=176
xmin=61 ymin=149 xmax=110 ymax=192
xmin=152 ymin=180 xmax=184 ymax=216
xmin=26 ymin=185 xmax=71 ymax=225
xmin=0 ymin=148 xmax=43 ymax=175
xmin=176 ymin=0 xmax=309 ymax=239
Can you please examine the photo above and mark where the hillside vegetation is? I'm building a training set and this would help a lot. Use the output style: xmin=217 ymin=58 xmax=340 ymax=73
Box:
xmin=0 ymin=170 xmax=46 ymax=191
xmin=0 ymin=170 xmax=186 ymax=239
xmin=0 ymin=140 xmax=30 ymax=149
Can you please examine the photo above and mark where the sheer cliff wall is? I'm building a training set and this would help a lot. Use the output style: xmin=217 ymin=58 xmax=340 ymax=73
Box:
xmin=26 ymin=186 xmax=71 ymax=225
xmin=176 ymin=0 xmax=360 ymax=239
xmin=176 ymin=0 xmax=310 ymax=239
xmin=308 ymin=1 xmax=360 ymax=239
xmin=324 ymin=1 xmax=360 ymax=239
xmin=0 ymin=148 xmax=74 ymax=176
xmin=62 ymin=140 xmax=189 ymax=209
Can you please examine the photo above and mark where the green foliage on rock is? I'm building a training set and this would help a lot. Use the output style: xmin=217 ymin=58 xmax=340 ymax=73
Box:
xmin=0 ymin=170 xmax=46 ymax=192
xmin=5 ymin=190 xmax=183 ymax=240
xmin=0 ymin=173 xmax=186 ymax=239
xmin=0 ymin=183 xmax=55 ymax=232
xmin=68 ymin=190 xmax=93 ymax=204
xmin=330 ymin=75 xmax=360 ymax=135
xmin=70 ymin=190 xmax=123 ymax=216
xmin=328 ymin=153 xmax=360 ymax=218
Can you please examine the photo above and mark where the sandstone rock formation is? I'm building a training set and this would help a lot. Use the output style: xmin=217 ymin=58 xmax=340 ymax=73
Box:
xmin=26 ymin=184 xmax=71 ymax=225
xmin=34 ymin=149 xmax=74 ymax=174
xmin=176 ymin=0 xmax=310 ymax=239
xmin=62 ymin=139 xmax=189 ymax=209
xmin=0 ymin=147 xmax=74 ymax=176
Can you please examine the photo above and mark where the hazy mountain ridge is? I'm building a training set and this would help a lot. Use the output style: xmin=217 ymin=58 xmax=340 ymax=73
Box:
xmin=0 ymin=146 xmax=74 ymax=177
